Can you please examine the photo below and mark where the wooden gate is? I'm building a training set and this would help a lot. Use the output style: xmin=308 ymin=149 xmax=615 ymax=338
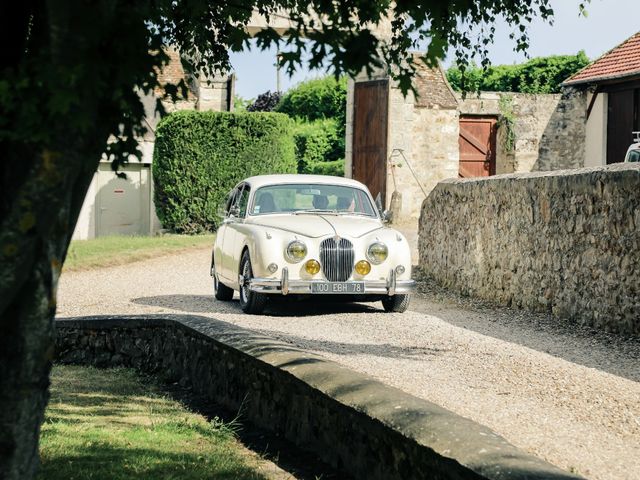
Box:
xmin=458 ymin=116 xmax=497 ymax=177
xmin=606 ymin=88 xmax=638 ymax=164
xmin=352 ymin=80 xmax=388 ymax=206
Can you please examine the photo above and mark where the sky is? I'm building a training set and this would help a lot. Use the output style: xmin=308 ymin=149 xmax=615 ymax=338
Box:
xmin=229 ymin=0 xmax=640 ymax=99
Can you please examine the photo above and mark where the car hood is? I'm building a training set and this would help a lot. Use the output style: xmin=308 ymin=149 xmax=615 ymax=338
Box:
xmin=247 ymin=213 xmax=384 ymax=238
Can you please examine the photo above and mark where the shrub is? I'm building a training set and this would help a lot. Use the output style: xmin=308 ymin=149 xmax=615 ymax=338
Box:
xmin=277 ymin=76 xmax=348 ymax=173
xmin=153 ymin=110 xmax=296 ymax=233
xmin=304 ymin=159 xmax=345 ymax=177
xmin=292 ymin=118 xmax=343 ymax=172
xmin=447 ymin=52 xmax=590 ymax=94
xmin=276 ymin=76 xmax=347 ymax=125
xmin=246 ymin=90 xmax=281 ymax=112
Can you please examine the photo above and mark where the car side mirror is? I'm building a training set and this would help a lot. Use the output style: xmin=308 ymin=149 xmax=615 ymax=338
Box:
xmin=374 ymin=192 xmax=383 ymax=212
xmin=229 ymin=205 xmax=240 ymax=218
xmin=374 ymin=193 xmax=390 ymax=223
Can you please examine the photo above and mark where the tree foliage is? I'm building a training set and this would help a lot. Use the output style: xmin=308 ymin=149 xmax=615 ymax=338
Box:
xmin=153 ymin=111 xmax=295 ymax=233
xmin=446 ymin=52 xmax=590 ymax=94
xmin=276 ymin=76 xmax=347 ymax=175
xmin=276 ymin=77 xmax=347 ymax=124
xmin=233 ymin=95 xmax=252 ymax=112
xmin=246 ymin=91 xmax=282 ymax=112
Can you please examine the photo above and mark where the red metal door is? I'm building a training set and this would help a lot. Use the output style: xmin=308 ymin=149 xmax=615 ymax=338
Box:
xmin=352 ymin=80 xmax=388 ymax=206
xmin=458 ymin=116 xmax=497 ymax=177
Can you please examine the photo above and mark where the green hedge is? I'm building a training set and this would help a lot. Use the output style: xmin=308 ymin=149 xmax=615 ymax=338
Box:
xmin=304 ymin=159 xmax=344 ymax=176
xmin=153 ymin=111 xmax=296 ymax=233
xmin=292 ymin=118 xmax=343 ymax=173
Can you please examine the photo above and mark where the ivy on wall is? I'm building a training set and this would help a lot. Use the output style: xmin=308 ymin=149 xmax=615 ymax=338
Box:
xmin=498 ymin=94 xmax=517 ymax=154
xmin=447 ymin=52 xmax=590 ymax=94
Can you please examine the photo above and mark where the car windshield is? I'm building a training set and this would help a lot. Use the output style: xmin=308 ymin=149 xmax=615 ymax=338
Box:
xmin=626 ymin=149 xmax=640 ymax=162
xmin=250 ymin=183 xmax=377 ymax=217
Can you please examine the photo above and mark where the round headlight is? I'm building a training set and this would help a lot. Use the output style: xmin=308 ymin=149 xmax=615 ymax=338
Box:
xmin=366 ymin=242 xmax=388 ymax=264
xmin=285 ymin=240 xmax=307 ymax=263
xmin=355 ymin=260 xmax=371 ymax=276
xmin=305 ymin=259 xmax=321 ymax=275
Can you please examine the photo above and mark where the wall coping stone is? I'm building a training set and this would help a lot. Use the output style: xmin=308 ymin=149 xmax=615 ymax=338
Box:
xmin=435 ymin=162 xmax=640 ymax=186
xmin=56 ymin=315 xmax=582 ymax=480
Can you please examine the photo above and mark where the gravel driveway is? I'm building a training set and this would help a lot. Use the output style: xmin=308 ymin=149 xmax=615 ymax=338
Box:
xmin=57 ymin=247 xmax=640 ymax=480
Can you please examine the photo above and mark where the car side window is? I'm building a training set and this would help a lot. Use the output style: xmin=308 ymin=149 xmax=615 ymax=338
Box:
xmin=225 ymin=188 xmax=238 ymax=217
xmin=237 ymin=185 xmax=251 ymax=218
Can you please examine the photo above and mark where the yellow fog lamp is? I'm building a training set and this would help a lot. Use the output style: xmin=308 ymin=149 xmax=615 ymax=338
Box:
xmin=305 ymin=259 xmax=321 ymax=275
xmin=355 ymin=260 xmax=371 ymax=276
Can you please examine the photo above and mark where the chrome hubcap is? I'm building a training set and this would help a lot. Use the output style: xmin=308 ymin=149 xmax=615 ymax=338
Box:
xmin=240 ymin=261 xmax=250 ymax=303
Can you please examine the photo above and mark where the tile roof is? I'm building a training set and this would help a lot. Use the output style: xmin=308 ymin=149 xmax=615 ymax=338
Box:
xmin=413 ymin=56 xmax=458 ymax=109
xmin=564 ymin=32 xmax=640 ymax=86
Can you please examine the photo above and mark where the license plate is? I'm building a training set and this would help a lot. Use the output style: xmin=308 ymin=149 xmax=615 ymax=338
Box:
xmin=310 ymin=282 xmax=365 ymax=294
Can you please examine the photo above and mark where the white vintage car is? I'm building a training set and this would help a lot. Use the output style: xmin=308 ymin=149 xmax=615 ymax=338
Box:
xmin=624 ymin=132 xmax=640 ymax=163
xmin=210 ymin=174 xmax=415 ymax=314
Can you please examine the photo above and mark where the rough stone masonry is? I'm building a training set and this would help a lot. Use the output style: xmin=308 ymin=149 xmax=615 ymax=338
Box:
xmin=418 ymin=163 xmax=640 ymax=334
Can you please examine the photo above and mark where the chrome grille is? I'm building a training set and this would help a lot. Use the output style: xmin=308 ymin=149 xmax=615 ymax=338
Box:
xmin=320 ymin=237 xmax=354 ymax=282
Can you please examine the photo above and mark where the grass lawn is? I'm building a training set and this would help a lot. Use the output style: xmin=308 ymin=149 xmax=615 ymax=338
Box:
xmin=39 ymin=365 xmax=268 ymax=480
xmin=64 ymin=234 xmax=215 ymax=271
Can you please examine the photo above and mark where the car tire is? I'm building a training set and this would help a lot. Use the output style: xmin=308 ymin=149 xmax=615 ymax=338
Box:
xmin=239 ymin=251 xmax=267 ymax=314
xmin=213 ymin=263 xmax=234 ymax=301
xmin=381 ymin=294 xmax=410 ymax=313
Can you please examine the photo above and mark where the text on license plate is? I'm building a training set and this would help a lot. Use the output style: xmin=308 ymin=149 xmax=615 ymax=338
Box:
xmin=310 ymin=282 xmax=364 ymax=294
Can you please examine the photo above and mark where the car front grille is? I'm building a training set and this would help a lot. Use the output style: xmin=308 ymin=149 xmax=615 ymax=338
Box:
xmin=320 ymin=237 xmax=354 ymax=282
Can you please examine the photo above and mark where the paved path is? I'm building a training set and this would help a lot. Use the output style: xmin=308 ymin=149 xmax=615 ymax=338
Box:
xmin=57 ymin=247 xmax=640 ymax=480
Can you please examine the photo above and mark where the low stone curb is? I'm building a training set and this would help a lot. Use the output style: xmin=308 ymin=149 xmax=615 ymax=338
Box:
xmin=55 ymin=315 xmax=583 ymax=480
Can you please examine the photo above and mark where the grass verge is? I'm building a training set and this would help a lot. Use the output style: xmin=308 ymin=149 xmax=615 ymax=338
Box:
xmin=39 ymin=365 xmax=268 ymax=480
xmin=64 ymin=234 xmax=215 ymax=271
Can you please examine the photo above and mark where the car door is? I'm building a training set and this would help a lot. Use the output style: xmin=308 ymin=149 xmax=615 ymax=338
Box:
xmin=215 ymin=186 xmax=240 ymax=283
xmin=221 ymin=183 xmax=250 ymax=283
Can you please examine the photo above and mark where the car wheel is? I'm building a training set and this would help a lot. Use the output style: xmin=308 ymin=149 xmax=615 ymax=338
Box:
xmin=239 ymin=251 xmax=267 ymax=314
xmin=212 ymin=263 xmax=234 ymax=301
xmin=381 ymin=294 xmax=410 ymax=313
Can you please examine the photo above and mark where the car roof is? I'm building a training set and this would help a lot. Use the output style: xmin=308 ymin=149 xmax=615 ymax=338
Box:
xmin=242 ymin=174 xmax=370 ymax=191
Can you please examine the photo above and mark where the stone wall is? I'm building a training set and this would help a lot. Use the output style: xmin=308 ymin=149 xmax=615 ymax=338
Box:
xmin=457 ymin=88 xmax=587 ymax=174
xmin=55 ymin=315 xmax=581 ymax=480
xmin=418 ymin=163 xmax=640 ymax=334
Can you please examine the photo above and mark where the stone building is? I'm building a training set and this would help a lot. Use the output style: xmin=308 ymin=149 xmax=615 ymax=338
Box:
xmin=72 ymin=49 xmax=234 ymax=240
xmin=345 ymin=59 xmax=589 ymax=224
xmin=72 ymin=9 xmax=306 ymax=240
xmin=345 ymin=59 xmax=460 ymax=223
xmin=563 ymin=31 xmax=640 ymax=166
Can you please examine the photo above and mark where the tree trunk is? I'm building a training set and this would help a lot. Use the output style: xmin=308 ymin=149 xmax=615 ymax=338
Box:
xmin=0 ymin=260 xmax=57 ymax=479
xmin=0 ymin=138 xmax=100 ymax=478
xmin=0 ymin=0 xmax=172 ymax=477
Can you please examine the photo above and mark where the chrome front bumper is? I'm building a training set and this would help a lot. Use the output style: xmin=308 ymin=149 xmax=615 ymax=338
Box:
xmin=247 ymin=267 xmax=416 ymax=296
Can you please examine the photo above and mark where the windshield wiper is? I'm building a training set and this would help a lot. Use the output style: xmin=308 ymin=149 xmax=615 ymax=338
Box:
xmin=336 ymin=211 xmax=374 ymax=217
xmin=293 ymin=209 xmax=339 ymax=215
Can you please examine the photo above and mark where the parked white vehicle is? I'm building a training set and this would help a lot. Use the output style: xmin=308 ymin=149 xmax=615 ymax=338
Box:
xmin=211 ymin=174 xmax=416 ymax=314
xmin=624 ymin=132 xmax=640 ymax=162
